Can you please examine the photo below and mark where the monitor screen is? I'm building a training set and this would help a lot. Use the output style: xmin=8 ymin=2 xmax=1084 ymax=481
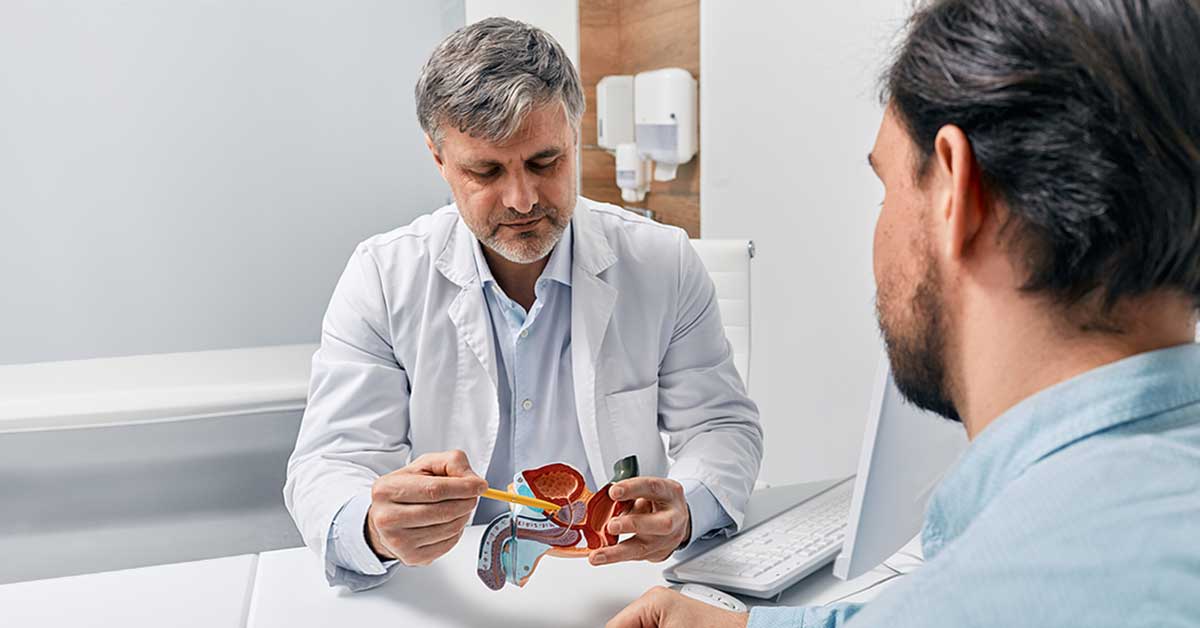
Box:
xmin=833 ymin=352 xmax=968 ymax=580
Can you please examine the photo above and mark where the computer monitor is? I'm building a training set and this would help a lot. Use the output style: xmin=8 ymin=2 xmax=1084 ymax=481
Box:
xmin=833 ymin=351 xmax=968 ymax=580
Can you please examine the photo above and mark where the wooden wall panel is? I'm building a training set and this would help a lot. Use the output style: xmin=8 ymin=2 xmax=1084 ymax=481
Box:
xmin=578 ymin=0 xmax=620 ymax=148
xmin=618 ymin=0 xmax=700 ymax=77
xmin=578 ymin=0 xmax=701 ymax=237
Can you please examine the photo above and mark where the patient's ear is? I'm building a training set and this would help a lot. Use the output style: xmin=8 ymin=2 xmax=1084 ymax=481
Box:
xmin=931 ymin=124 xmax=984 ymax=263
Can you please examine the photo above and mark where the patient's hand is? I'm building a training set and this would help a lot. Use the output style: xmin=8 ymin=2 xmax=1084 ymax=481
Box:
xmin=589 ymin=477 xmax=691 ymax=566
xmin=365 ymin=450 xmax=488 ymax=566
xmin=606 ymin=586 xmax=748 ymax=628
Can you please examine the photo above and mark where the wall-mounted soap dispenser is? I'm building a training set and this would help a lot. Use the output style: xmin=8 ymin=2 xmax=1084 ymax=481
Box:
xmin=596 ymin=75 xmax=635 ymax=150
xmin=634 ymin=68 xmax=697 ymax=181
xmin=598 ymin=74 xmax=653 ymax=202
xmin=615 ymin=142 xmax=652 ymax=202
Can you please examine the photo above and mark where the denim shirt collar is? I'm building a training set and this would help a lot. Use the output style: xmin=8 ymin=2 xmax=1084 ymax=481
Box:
xmin=921 ymin=342 xmax=1200 ymax=559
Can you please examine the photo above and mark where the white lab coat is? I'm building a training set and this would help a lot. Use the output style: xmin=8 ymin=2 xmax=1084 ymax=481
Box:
xmin=284 ymin=198 xmax=763 ymax=563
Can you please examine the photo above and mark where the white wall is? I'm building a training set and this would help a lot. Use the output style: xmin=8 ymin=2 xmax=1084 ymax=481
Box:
xmin=0 ymin=1 xmax=463 ymax=365
xmin=701 ymin=1 xmax=911 ymax=484
xmin=464 ymin=0 xmax=579 ymax=68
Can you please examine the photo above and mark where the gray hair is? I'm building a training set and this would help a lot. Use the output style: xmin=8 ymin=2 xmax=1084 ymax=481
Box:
xmin=415 ymin=17 xmax=585 ymax=148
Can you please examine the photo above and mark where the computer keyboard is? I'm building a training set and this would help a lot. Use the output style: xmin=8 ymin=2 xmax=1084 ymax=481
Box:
xmin=670 ymin=478 xmax=854 ymax=599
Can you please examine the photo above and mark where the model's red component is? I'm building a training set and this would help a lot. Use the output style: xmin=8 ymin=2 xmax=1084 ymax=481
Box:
xmin=523 ymin=463 xmax=629 ymax=550
xmin=523 ymin=462 xmax=587 ymax=506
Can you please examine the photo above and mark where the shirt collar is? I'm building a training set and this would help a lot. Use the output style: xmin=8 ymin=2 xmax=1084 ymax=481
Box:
xmin=922 ymin=342 xmax=1200 ymax=558
xmin=471 ymin=221 xmax=573 ymax=289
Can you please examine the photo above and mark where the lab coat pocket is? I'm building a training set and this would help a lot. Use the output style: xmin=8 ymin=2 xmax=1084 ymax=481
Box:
xmin=605 ymin=382 xmax=668 ymax=476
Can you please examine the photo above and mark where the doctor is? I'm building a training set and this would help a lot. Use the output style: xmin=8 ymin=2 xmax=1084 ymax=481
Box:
xmin=284 ymin=17 xmax=762 ymax=591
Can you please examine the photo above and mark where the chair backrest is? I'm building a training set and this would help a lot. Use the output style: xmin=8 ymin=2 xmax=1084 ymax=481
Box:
xmin=688 ymin=239 xmax=754 ymax=389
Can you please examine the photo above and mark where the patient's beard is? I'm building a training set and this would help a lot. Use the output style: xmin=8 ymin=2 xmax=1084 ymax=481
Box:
xmin=876 ymin=249 xmax=962 ymax=424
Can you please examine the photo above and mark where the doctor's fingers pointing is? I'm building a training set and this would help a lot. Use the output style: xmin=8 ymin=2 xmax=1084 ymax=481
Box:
xmin=395 ymin=534 xmax=462 ymax=567
xmin=374 ymin=473 xmax=488 ymax=504
xmin=392 ymin=512 xmax=472 ymax=549
xmin=374 ymin=497 xmax=479 ymax=528
xmin=407 ymin=449 xmax=481 ymax=478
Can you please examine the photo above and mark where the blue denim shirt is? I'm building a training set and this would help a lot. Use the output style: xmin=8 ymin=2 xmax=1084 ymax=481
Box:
xmin=751 ymin=342 xmax=1200 ymax=627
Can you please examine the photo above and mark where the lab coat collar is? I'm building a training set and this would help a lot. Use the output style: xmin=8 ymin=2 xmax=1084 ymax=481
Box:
xmin=433 ymin=211 xmax=478 ymax=288
xmin=435 ymin=197 xmax=616 ymax=288
xmin=435 ymin=207 xmax=501 ymax=392
xmin=469 ymin=221 xmax=574 ymax=289
xmin=570 ymin=197 xmax=618 ymax=278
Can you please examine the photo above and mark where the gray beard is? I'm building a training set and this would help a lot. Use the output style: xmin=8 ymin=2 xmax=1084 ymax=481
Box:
xmin=482 ymin=220 xmax=565 ymax=264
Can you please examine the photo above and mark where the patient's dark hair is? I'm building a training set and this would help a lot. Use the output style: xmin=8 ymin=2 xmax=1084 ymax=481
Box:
xmin=884 ymin=0 xmax=1200 ymax=317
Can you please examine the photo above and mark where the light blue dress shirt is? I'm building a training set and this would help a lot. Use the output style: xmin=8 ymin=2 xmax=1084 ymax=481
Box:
xmin=750 ymin=342 xmax=1200 ymax=627
xmin=471 ymin=222 xmax=598 ymax=524
xmin=324 ymin=223 xmax=732 ymax=589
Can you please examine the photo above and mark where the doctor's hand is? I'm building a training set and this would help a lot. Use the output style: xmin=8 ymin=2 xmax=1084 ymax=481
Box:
xmin=589 ymin=477 xmax=692 ymax=566
xmin=365 ymin=450 xmax=488 ymax=567
xmin=606 ymin=586 xmax=748 ymax=628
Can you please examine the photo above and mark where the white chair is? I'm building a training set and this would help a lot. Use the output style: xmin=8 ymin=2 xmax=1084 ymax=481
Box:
xmin=689 ymin=239 xmax=765 ymax=487
xmin=689 ymin=239 xmax=754 ymax=390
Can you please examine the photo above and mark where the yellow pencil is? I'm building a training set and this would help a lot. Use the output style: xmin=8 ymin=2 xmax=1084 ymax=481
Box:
xmin=481 ymin=488 xmax=562 ymax=512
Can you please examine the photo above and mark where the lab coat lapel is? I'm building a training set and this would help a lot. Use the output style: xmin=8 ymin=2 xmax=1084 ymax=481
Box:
xmin=447 ymin=288 xmax=498 ymax=389
xmin=435 ymin=217 xmax=500 ymax=468
xmin=570 ymin=203 xmax=618 ymax=482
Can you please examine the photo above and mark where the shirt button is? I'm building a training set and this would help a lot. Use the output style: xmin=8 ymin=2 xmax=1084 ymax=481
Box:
xmin=521 ymin=399 xmax=533 ymax=411
xmin=520 ymin=329 xmax=529 ymax=339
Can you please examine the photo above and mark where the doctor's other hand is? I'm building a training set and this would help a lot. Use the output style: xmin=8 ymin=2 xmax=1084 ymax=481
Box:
xmin=606 ymin=586 xmax=748 ymax=628
xmin=589 ymin=477 xmax=691 ymax=566
xmin=365 ymin=449 xmax=488 ymax=566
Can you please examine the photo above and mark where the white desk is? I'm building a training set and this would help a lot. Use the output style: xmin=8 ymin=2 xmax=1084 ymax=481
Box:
xmin=0 ymin=553 xmax=257 ymax=628
xmin=0 ymin=481 xmax=918 ymax=628
xmin=246 ymin=481 xmax=920 ymax=627
xmin=247 ymin=527 xmax=668 ymax=628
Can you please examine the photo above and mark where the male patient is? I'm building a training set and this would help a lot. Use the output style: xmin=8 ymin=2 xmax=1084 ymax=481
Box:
xmin=284 ymin=18 xmax=762 ymax=590
xmin=611 ymin=0 xmax=1200 ymax=626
